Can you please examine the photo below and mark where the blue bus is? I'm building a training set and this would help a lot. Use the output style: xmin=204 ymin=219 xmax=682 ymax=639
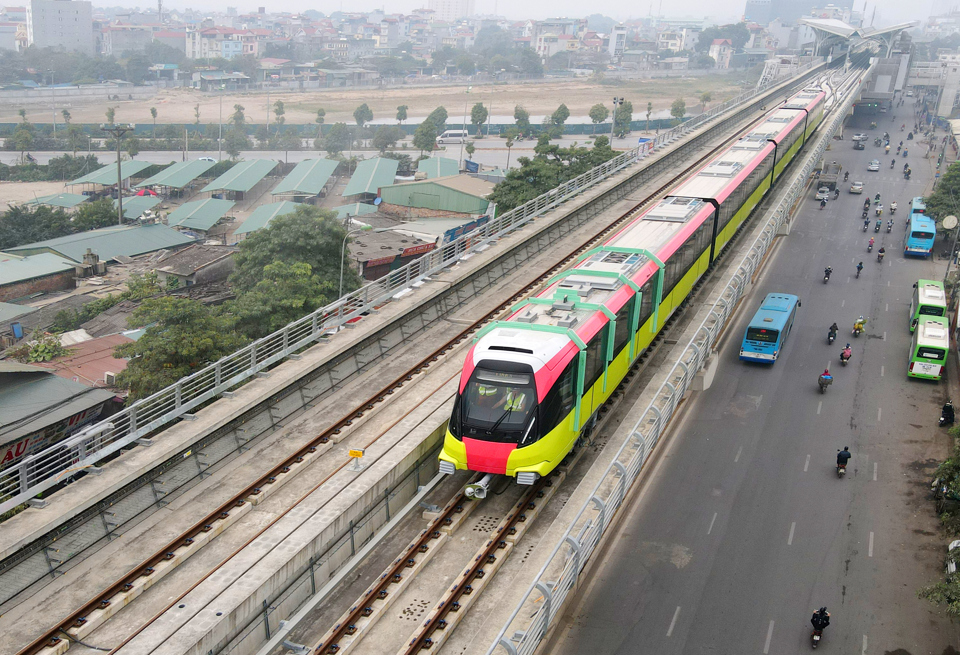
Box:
xmin=904 ymin=197 xmax=936 ymax=257
xmin=739 ymin=293 xmax=801 ymax=363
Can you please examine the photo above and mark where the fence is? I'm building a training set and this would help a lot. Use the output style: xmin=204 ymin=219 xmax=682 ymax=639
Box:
xmin=486 ymin=62 xmax=870 ymax=655
xmin=0 ymin=60 xmax=823 ymax=517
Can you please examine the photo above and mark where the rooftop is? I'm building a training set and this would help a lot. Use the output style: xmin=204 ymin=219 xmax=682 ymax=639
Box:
xmin=351 ymin=230 xmax=431 ymax=264
xmin=68 ymin=160 xmax=153 ymax=187
xmin=416 ymin=156 xmax=459 ymax=179
xmin=202 ymin=159 xmax=278 ymax=193
xmin=27 ymin=193 xmax=90 ymax=209
xmin=155 ymin=244 xmax=236 ymax=278
xmin=0 ymin=301 xmax=35 ymax=324
xmin=0 ymin=252 xmax=76 ymax=286
xmin=271 ymin=158 xmax=338 ymax=196
xmin=35 ymin=333 xmax=134 ymax=389
xmin=5 ymin=224 xmax=195 ymax=263
xmin=332 ymin=202 xmax=378 ymax=220
xmin=166 ymin=198 xmax=236 ymax=232
xmin=234 ymin=201 xmax=299 ymax=236
xmin=114 ymin=195 xmax=161 ymax=219
xmin=136 ymin=159 xmax=218 ymax=189
xmin=342 ymin=157 xmax=399 ymax=197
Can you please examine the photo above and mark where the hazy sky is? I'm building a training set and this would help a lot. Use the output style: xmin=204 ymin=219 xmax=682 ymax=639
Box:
xmin=112 ymin=0 xmax=935 ymax=27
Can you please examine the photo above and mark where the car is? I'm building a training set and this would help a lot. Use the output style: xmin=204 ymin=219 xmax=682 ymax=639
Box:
xmin=815 ymin=186 xmax=831 ymax=201
xmin=198 ymin=156 xmax=218 ymax=162
xmin=854 ymin=140 xmax=865 ymax=150
xmin=868 ymin=159 xmax=880 ymax=171
xmin=850 ymin=181 xmax=864 ymax=193
xmin=906 ymin=90 xmax=914 ymax=97
xmin=852 ymin=133 xmax=867 ymax=141
xmin=947 ymin=540 xmax=960 ymax=574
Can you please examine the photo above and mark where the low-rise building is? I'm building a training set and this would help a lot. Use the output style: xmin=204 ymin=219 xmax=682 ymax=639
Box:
xmin=153 ymin=244 xmax=236 ymax=287
xmin=708 ymin=38 xmax=734 ymax=68
xmin=0 ymin=252 xmax=77 ymax=302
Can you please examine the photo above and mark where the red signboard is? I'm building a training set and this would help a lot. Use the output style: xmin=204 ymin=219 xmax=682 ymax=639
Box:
xmin=401 ymin=243 xmax=436 ymax=258
xmin=364 ymin=255 xmax=397 ymax=267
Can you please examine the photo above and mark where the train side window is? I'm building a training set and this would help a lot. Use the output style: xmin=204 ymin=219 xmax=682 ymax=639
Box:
xmin=584 ymin=330 xmax=606 ymax=388
xmin=538 ymin=359 xmax=576 ymax=435
xmin=639 ymin=280 xmax=654 ymax=326
xmin=614 ymin=297 xmax=635 ymax=355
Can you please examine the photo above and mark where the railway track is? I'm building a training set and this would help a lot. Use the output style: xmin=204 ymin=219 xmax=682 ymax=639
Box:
xmin=17 ymin=75 xmax=824 ymax=655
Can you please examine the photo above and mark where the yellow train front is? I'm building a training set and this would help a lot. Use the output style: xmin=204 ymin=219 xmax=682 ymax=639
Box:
xmin=439 ymin=85 xmax=825 ymax=486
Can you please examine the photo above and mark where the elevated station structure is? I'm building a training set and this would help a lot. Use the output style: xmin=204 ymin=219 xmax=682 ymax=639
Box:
xmin=798 ymin=18 xmax=918 ymax=57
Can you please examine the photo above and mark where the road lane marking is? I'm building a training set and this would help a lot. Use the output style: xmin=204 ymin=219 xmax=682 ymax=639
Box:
xmin=885 ymin=303 xmax=889 ymax=311
xmin=804 ymin=454 xmax=810 ymax=471
xmin=707 ymin=512 xmax=717 ymax=535
xmin=842 ymin=299 xmax=846 ymax=307
xmin=883 ymin=331 xmax=887 ymax=341
xmin=788 ymin=522 xmax=796 ymax=545
xmin=863 ymin=634 xmax=868 ymax=654
xmin=878 ymin=407 xmax=882 ymax=422
xmin=817 ymin=401 xmax=822 ymax=415
xmin=888 ymin=281 xmax=891 ymax=286
xmin=881 ymin=365 xmax=884 ymax=377
xmin=874 ymin=462 xmax=878 ymax=481
xmin=869 ymin=532 xmax=874 ymax=557
xmin=734 ymin=446 xmax=742 ymax=463
xmin=763 ymin=621 xmax=775 ymax=654
xmin=666 ymin=606 xmax=681 ymax=636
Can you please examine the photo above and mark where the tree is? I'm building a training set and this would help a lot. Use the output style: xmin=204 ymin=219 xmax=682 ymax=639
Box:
xmin=670 ymin=98 xmax=687 ymax=125
xmin=473 ymin=25 xmax=515 ymax=60
xmin=514 ymin=105 xmax=531 ymax=136
xmin=923 ymin=162 xmax=960 ymax=227
xmin=699 ymin=92 xmax=712 ymax=112
xmin=114 ymin=296 xmax=247 ymax=400
xmin=229 ymin=205 xmax=356 ymax=294
xmin=470 ymin=102 xmax=488 ymax=137
xmin=194 ymin=103 xmax=201 ymax=125
xmin=396 ymin=104 xmax=408 ymax=125
xmin=551 ymin=103 xmax=570 ymax=129
xmin=150 ymin=107 xmax=157 ymax=138
xmin=228 ymin=261 xmax=336 ymax=339
xmin=224 ymin=127 xmax=250 ymax=159
xmin=315 ymin=107 xmax=325 ymax=138
xmin=646 ymin=102 xmax=653 ymax=132
xmin=465 ymin=141 xmax=475 ymax=160
xmin=322 ymin=122 xmax=353 ymax=155
xmin=588 ymin=103 xmax=609 ymax=134
xmin=66 ymin=124 xmax=86 ymax=154
xmin=73 ymin=198 xmax=117 ymax=231
xmin=413 ymin=120 xmax=438 ymax=155
xmin=692 ymin=53 xmax=716 ymax=69
xmin=372 ymin=125 xmax=404 ymax=153
xmin=353 ymin=102 xmax=373 ymax=129
xmin=230 ymin=104 xmax=246 ymax=127
xmin=695 ymin=23 xmax=750 ymax=52
xmin=125 ymin=137 xmax=140 ymax=158
xmin=105 ymin=107 xmax=115 ymax=124
xmin=425 ymin=106 xmax=448 ymax=133
xmin=13 ymin=127 xmax=32 ymax=162
xmin=273 ymin=100 xmax=286 ymax=134
xmin=61 ymin=109 xmax=71 ymax=125
xmin=504 ymin=128 xmax=517 ymax=170
xmin=613 ymin=100 xmax=633 ymax=135
xmin=17 ymin=108 xmax=26 ymax=122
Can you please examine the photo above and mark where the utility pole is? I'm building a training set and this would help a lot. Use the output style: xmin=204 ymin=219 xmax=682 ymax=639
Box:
xmin=100 ymin=123 xmax=135 ymax=225
xmin=218 ymin=82 xmax=225 ymax=161
xmin=611 ymin=97 xmax=624 ymax=142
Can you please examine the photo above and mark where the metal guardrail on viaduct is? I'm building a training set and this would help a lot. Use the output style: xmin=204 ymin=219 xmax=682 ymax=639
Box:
xmin=0 ymin=61 xmax=824 ymax=517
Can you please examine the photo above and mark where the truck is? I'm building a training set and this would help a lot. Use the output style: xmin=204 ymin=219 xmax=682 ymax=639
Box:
xmin=818 ymin=160 xmax=842 ymax=191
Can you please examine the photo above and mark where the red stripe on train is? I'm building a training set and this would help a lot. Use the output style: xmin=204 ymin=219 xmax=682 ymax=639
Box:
xmin=463 ymin=437 xmax=516 ymax=474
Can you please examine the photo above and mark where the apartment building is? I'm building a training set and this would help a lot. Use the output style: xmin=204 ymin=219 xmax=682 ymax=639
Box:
xmin=27 ymin=0 xmax=94 ymax=54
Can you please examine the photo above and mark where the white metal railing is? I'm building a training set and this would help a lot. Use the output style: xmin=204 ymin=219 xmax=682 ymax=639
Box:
xmin=487 ymin=62 xmax=870 ymax=655
xmin=0 ymin=61 xmax=822 ymax=517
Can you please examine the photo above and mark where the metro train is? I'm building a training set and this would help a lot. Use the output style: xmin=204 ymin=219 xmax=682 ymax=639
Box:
xmin=439 ymin=86 xmax=826 ymax=490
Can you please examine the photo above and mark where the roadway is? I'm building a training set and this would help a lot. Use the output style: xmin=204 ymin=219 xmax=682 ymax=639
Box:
xmin=549 ymin=102 xmax=960 ymax=653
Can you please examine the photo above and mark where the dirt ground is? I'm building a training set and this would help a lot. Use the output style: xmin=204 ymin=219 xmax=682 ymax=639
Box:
xmin=13 ymin=74 xmax=747 ymax=126
xmin=0 ymin=181 xmax=68 ymax=205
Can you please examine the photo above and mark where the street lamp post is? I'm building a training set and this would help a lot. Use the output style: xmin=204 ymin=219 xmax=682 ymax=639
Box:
xmin=218 ymin=82 xmax=225 ymax=162
xmin=100 ymin=123 xmax=135 ymax=225
xmin=459 ymin=85 xmax=472 ymax=170
xmin=611 ymin=97 xmax=624 ymax=142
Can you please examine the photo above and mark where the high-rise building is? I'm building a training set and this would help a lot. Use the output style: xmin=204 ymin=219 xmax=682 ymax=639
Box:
xmin=427 ymin=0 xmax=474 ymax=23
xmin=27 ymin=0 xmax=93 ymax=54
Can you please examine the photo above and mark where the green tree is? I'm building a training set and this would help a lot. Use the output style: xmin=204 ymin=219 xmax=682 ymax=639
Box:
xmin=229 ymin=205 xmax=356 ymax=294
xmin=105 ymin=107 xmax=115 ymax=124
xmin=551 ymin=103 xmax=570 ymax=128
xmin=396 ymin=104 xmax=408 ymax=125
xmin=588 ymin=103 xmax=609 ymax=134
xmin=504 ymin=128 xmax=517 ymax=170
xmin=114 ymin=296 xmax=247 ymax=400
xmin=194 ymin=103 xmax=201 ymax=125
xmin=224 ymin=127 xmax=249 ymax=159
xmin=125 ymin=137 xmax=140 ymax=158
xmin=695 ymin=23 xmax=750 ymax=52
xmin=230 ymin=104 xmax=246 ymax=127
xmin=73 ymin=198 xmax=117 ymax=231
xmin=17 ymin=108 xmax=26 ymax=122
xmin=353 ymin=102 xmax=373 ymax=128
xmin=646 ymin=101 xmax=653 ymax=131
xmin=425 ymin=106 xmax=448 ymax=133
xmin=150 ymin=107 xmax=157 ymax=138
xmin=692 ymin=53 xmax=716 ymax=69
xmin=670 ymin=98 xmax=687 ymax=125
xmin=514 ymin=105 xmax=531 ymax=136
xmin=699 ymin=92 xmax=712 ymax=112
xmin=613 ymin=100 xmax=633 ymax=135
xmin=413 ymin=119 xmax=439 ymax=155
xmin=372 ymin=125 xmax=404 ymax=153
xmin=322 ymin=122 xmax=353 ymax=155
xmin=924 ymin=161 xmax=960 ymax=227
xmin=470 ymin=102 xmax=488 ymax=137
xmin=315 ymin=107 xmax=325 ymax=139
xmin=273 ymin=99 xmax=285 ymax=133
xmin=465 ymin=141 xmax=476 ymax=160
xmin=228 ymin=261 xmax=335 ymax=339
xmin=61 ymin=109 xmax=71 ymax=124
xmin=66 ymin=124 xmax=86 ymax=154
xmin=13 ymin=127 xmax=32 ymax=162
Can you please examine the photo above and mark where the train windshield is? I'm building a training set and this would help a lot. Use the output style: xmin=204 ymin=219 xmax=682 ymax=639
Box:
xmin=461 ymin=369 xmax=537 ymax=441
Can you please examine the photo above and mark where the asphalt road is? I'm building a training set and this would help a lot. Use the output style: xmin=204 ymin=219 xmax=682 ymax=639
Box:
xmin=550 ymin=102 xmax=960 ymax=654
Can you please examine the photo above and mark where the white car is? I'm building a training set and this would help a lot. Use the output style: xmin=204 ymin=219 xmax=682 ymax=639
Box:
xmin=849 ymin=181 xmax=864 ymax=194
xmin=198 ymin=156 xmax=218 ymax=162
xmin=947 ymin=540 xmax=960 ymax=574
xmin=815 ymin=186 xmax=831 ymax=201
xmin=867 ymin=160 xmax=880 ymax=172
xmin=906 ymin=90 xmax=914 ymax=97
xmin=852 ymin=133 xmax=868 ymax=141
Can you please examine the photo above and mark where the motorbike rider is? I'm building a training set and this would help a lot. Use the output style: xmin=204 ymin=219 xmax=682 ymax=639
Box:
xmin=864 ymin=198 xmax=871 ymax=211
xmin=942 ymin=401 xmax=955 ymax=426
xmin=891 ymin=158 xmax=897 ymax=168
xmin=829 ymin=322 xmax=839 ymax=336
xmin=837 ymin=447 xmax=851 ymax=468
xmin=891 ymin=200 xmax=898 ymax=213
xmin=878 ymin=246 xmax=886 ymax=261
xmin=875 ymin=192 xmax=881 ymax=204
xmin=856 ymin=261 xmax=864 ymax=275
xmin=854 ymin=315 xmax=866 ymax=333
xmin=841 ymin=343 xmax=852 ymax=362
xmin=824 ymin=266 xmax=833 ymax=280
xmin=844 ymin=171 xmax=849 ymax=181
xmin=834 ymin=187 xmax=840 ymax=199
xmin=868 ymin=237 xmax=875 ymax=249
xmin=811 ymin=607 xmax=831 ymax=632
xmin=820 ymin=198 xmax=827 ymax=210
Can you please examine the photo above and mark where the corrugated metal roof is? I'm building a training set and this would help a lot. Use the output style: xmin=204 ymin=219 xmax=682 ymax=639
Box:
xmin=417 ymin=157 xmax=459 ymax=179
xmin=0 ymin=301 xmax=35 ymax=323
xmin=136 ymin=159 xmax=218 ymax=189
xmin=234 ymin=201 xmax=299 ymax=235
xmin=201 ymin=159 xmax=278 ymax=193
xmin=167 ymin=198 xmax=235 ymax=232
xmin=5 ymin=224 xmax=196 ymax=262
xmin=28 ymin=193 xmax=90 ymax=208
xmin=378 ymin=174 xmax=493 ymax=215
xmin=0 ymin=369 xmax=115 ymax=442
xmin=114 ymin=195 xmax=161 ymax=219
xmin=0 ymin=252 xmax=76 ymax=284
xmin=68 ymin=160 xmax=153 ymax=186
xmin=272 ymin=159 xmax=338 ymax=195
xmin=342 ymin=158 xmax=399 ymax=197
xmin=332 ymin=202 xmax=378 ymax=219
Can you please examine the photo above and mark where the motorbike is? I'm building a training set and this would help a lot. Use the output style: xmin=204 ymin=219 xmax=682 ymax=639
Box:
xmin=862 ymin=209 xmax=869 ymax=219
xmin=878 ymin=251 xmax=885 ymax=262
xmin=862 ymin=220 xmax=869 ymax=232
xmin=890 ymin=203 xmax=897 ymax=214
xmin=903 ymin=149 xmax=909 ymax=157
xmin=823 ymin=268 xmax=832 ymax=283
xmin=875 ymin=219 xmax=882 ymax=231
xmin=828 ymin=330 xmax=837 ymax=345
xmin=941 ymin=402 xmax=955 ymax=427
xmin=820 ymin=200 xmax=826 ymax=210
xmin=887 ymin=220 xmax=894 ymax=232
xmin=818 ymin=374 xmax=832 ymax=394
xmin=853 ymin=324 xmax=863 ymax=337
xmin=837 ymin=463 xmax=847 ymax=478
xmin=840 ymin=348 xmax=852 ymax=365
xmin=844 ymin=172 xmax=849 ymax=181
xmin=867 ymin=242 xmax=873 ymax=252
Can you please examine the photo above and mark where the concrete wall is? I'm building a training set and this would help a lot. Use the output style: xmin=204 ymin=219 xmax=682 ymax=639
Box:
xmin=2 ymin=84 xmax=156 ymax=108
xmin=0 ymin=271 xmax=75 ymax=302
xmin=378 ymin=201 xmax=474 ymax=219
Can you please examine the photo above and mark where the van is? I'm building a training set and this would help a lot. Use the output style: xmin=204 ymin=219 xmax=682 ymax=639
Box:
xmin=437 ymin=130 xmax=468 ymax=144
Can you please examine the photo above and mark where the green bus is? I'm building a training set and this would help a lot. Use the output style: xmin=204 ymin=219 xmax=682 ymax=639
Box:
xmin=910 ymin=280 xmax=947 ymax=333
xmin=908 ymin=316 xmax=950 ymax=380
